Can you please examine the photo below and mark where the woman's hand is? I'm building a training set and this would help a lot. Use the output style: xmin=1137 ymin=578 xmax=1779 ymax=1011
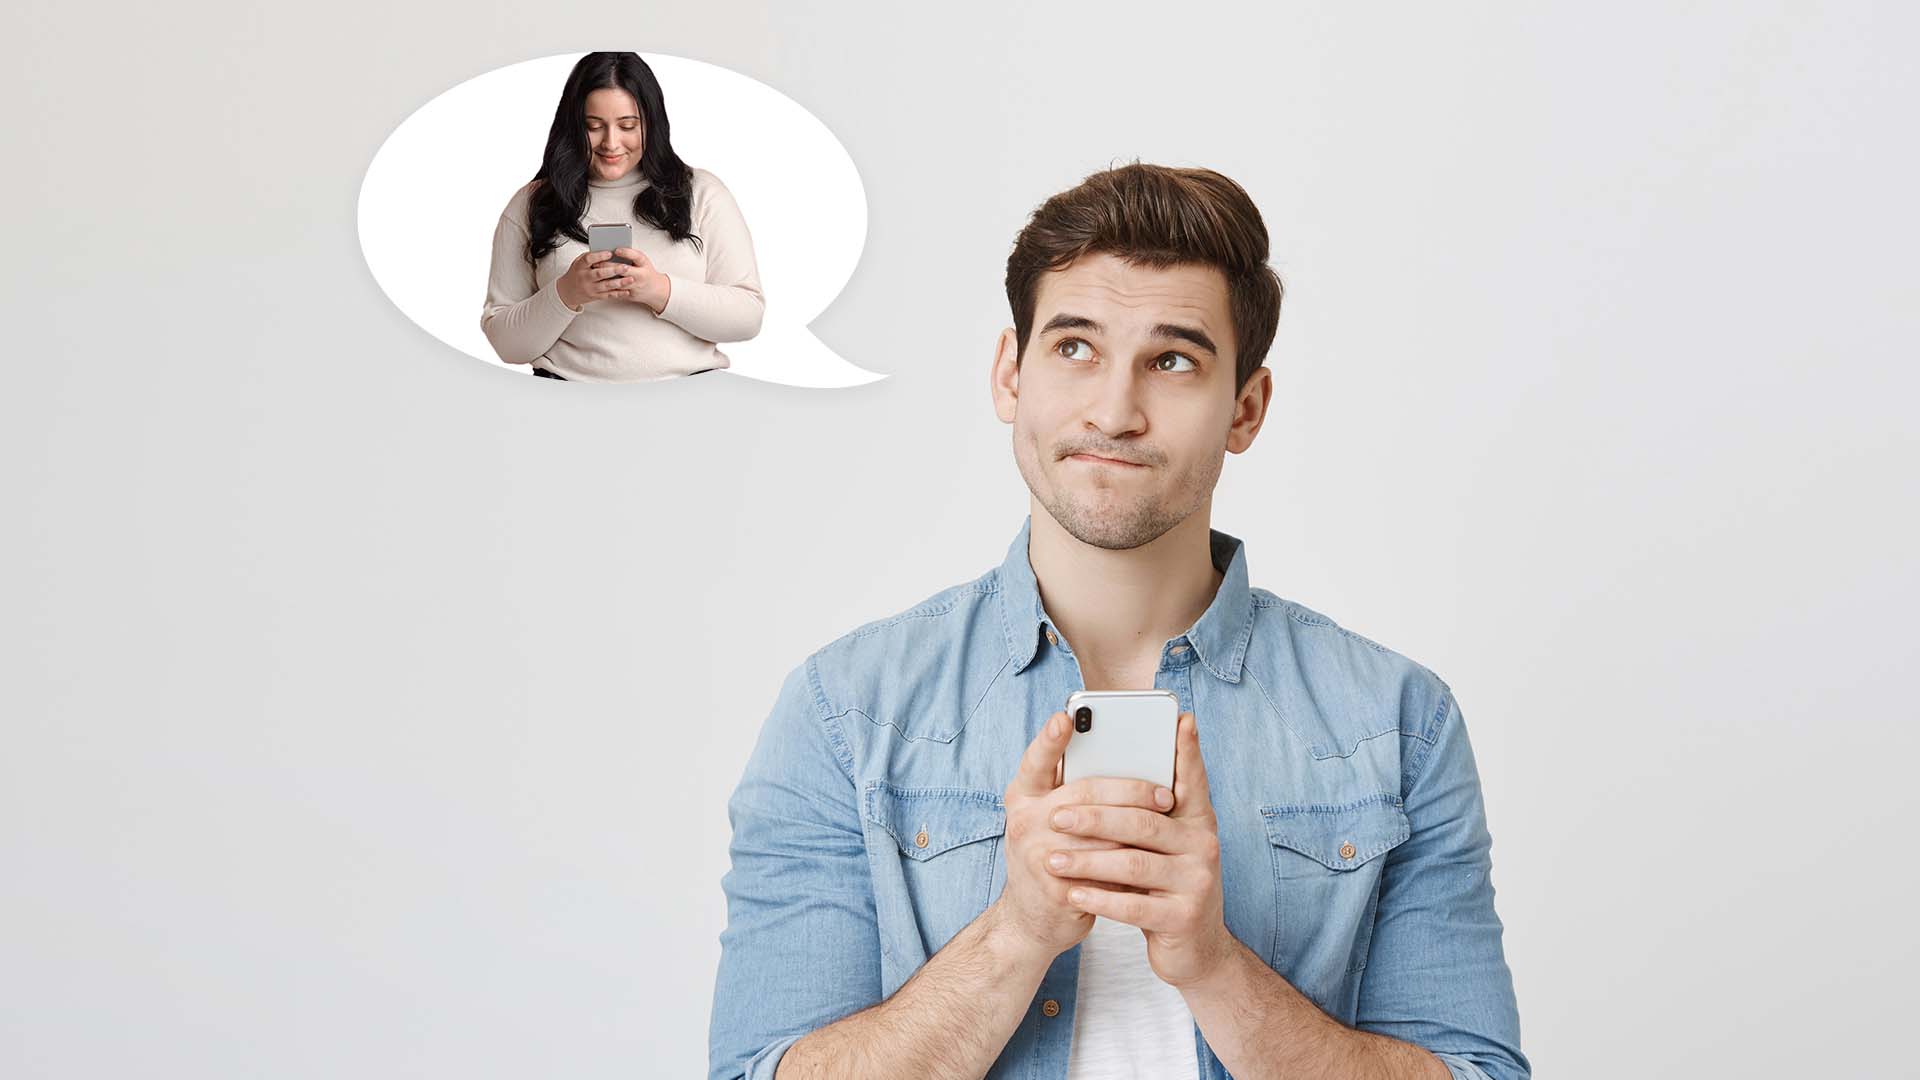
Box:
xmin=555 ymin=250 xmax=634 ymax=312
xmin=609 ymin=247 xmax=671 ymax=313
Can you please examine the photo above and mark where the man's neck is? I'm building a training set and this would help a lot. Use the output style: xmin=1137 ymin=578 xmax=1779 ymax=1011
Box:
xmin=1027 ymin=501 xmax=1225 ymax=690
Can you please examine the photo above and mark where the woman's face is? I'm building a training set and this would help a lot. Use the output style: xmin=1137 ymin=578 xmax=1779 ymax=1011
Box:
xmin=584 ymin=87 xmax=644 ymax=182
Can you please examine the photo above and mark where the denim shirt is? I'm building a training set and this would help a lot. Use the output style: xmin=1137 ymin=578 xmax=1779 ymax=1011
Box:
xmin=710 ymin=520 xmax=1527 ymax=1080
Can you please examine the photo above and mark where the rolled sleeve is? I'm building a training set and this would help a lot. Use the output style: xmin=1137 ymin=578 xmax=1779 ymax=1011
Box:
xmin=1354 ymin=687 xmax=1530 ymax=1080
xmin=734 ymin=1033 xmax=805 ymax=1080
xmin=1435 ymin=1050 xmax=1504 ymax=1080
xmin=708 ymin=658 xmax=881 ymax=1080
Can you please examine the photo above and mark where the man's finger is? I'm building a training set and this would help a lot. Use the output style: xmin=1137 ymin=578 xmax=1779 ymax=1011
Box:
xmin=1065 ymin=884 xmax=1178 ymax=932
xmin=1054 ymin=776 xmax=1172 ymax=813
xmin=1051 ymin=804 xmax=1185 ymax=854
xmin=1009 ymin=712 xmax=1071 ymax=796
xmin=1169 ymin=713 xmax=1214 ymax=819
xmin=1047 ymin=845 xmax=1179 ymax=891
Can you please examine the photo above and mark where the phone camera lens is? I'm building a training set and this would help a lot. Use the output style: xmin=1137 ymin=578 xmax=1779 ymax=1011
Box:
xmin=1073 ymin=706 xmax=1093 ymax=733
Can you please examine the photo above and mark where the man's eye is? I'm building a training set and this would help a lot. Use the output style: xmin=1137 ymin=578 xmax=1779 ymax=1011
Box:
xmin=1153 ymin=353 xmax=1197 ymax=373
xmin=1056 ymin=338 xmax=1094 ymax=362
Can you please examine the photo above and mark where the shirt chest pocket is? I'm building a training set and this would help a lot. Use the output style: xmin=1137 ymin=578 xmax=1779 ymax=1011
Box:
xmin=863 ymin=785 xmax=1006 ymax=963
xmin=1260 ymin=795 xmax=1411 ymax=988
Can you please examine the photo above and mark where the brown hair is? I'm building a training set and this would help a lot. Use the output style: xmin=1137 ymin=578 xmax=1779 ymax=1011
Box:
xmin=1004 ymin=163 xmax=1284 ymax=390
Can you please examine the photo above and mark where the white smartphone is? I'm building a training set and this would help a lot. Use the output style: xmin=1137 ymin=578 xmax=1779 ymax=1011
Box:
xmin=587 ymin=222 xmax=634 ymax=265
xmin=1059 ymin=689 xmax=1179 ymax=790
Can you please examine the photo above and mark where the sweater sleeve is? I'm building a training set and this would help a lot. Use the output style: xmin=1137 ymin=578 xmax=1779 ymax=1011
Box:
xmin=656 ymin=171 xmax=766 ymax=344
xmin=479 ymin=197 xmax=579 ymax=366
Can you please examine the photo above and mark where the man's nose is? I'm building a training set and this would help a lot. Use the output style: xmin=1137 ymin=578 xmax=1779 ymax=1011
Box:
xmin=1083 ymin=361 xmax=1147 ymax=438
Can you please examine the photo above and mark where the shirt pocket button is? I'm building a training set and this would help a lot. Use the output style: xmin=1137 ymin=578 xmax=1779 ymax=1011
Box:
xmin=863 ymin=785 xmax=1009 ymax=955
xmin=1261 ymin=796 xmax=1412 ymax=978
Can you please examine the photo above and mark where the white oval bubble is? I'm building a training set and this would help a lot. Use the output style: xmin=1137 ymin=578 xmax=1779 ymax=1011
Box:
xmin=358 ymin=52 xmax=879 ymax=388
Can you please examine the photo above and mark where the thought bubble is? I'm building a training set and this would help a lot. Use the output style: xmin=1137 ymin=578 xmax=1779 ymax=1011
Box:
xmin=358 ymin=52 xmax=878 ymax=387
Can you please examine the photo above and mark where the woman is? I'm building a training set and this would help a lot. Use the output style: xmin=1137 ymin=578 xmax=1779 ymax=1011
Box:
xmin=481 ymin=52 xmax=764 ymax=382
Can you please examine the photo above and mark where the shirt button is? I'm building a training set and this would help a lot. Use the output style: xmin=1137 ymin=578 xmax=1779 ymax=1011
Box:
xmin=1045 ymin=628 xmax=1058 ymax=646
xmin=1339 ymin=841 xmax=1357 ymax=860
xmin=914 ymin=829 xmax=930 ymax=849
xmin=1042 ymin=999 xmax=1061 ymax=1017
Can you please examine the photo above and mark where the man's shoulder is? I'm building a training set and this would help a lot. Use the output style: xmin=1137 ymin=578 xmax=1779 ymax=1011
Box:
xmin=1248 ymin=588 xmax=1447 ymax=682
xmin=809 ymin=565 xmax=1003 ymax=669
xmin=1245 ymin=587 xmax=1457 ymax=748
xmin=789 ymin=565 xmax=1012 ymax=740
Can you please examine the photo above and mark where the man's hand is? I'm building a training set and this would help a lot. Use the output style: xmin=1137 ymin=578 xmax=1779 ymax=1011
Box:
xmin=994 ymin=711 xmax=1176 ymax=960
xmin=611 ymin=246 xmax=671 ymax=313
xmin=1043 ymin=712 xmax=1234 ymax=988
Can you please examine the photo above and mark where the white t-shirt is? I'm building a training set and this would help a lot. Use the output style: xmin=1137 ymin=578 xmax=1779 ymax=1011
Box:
xmin=1064 ymin=916 xmax=1200 ymax=1079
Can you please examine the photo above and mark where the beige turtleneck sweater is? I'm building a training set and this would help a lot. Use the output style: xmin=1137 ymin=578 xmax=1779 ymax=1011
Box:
xmin=480 ymin=167 xmax=764 ymax=382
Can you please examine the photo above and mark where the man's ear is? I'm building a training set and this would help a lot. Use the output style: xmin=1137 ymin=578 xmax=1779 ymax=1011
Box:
xmin=1226 ymin=366 xmax=1274 ymax=454
xmin=991 ymin=327 xmax=1021 ymax=424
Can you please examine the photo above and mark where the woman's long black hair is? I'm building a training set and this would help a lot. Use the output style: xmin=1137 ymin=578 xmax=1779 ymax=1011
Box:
xmin=524 ymin=52 xmax=699 ymax=264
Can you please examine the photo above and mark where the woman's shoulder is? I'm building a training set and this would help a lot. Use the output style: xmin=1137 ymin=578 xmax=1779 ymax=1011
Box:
xmin=498 ymin=178 xmax=544 ymax=224
xmin=687 ymin=166 xmax=735 ymax=200
xmin=686 ymin=167 xmax=747 ymax=222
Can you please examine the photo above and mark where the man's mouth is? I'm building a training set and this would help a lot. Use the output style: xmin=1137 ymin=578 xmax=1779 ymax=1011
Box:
xmin=1065 ymin=452 xmax=1148 ymax=469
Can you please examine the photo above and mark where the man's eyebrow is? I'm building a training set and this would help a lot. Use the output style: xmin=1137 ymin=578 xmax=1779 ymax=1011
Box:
xmin=1039 ymin=313 xmax=1219 ymax=356
xmin=1151 ymin=323 xmax=1218 ymax=356
xmin=1039 ymin=314 xmax=1102 ymax=336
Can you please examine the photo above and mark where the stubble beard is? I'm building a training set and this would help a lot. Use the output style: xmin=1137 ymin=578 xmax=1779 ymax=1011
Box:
xmin=1016 ymin=430 xmax=1221 ymax=552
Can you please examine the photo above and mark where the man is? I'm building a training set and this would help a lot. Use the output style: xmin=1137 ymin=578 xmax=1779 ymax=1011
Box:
xmin=709 ymin=164 xmax=1527 ymax=1080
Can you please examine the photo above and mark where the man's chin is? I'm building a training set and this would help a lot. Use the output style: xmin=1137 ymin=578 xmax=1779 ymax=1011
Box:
xmin=1042 ymin=498 xmax=1182 ymax=552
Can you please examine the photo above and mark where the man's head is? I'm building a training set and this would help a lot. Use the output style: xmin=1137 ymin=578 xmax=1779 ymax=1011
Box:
xmin=993 ymin=164 xmax=1283 ymax=551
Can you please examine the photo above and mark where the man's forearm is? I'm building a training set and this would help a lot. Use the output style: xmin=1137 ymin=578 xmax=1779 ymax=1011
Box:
xmin=775 ymin=900 xmax=1054 ymax=1080
xmin=1180 ymin=937 xmax=1450 ymax=1080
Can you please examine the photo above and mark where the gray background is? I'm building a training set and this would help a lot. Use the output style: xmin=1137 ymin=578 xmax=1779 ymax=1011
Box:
xmin=5 ymin=2 xmax=1916 ymax=1076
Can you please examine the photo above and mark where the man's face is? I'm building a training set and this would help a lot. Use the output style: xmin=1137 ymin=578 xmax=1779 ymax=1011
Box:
xmin=992 ymin=251 xmax=1272 ymax=550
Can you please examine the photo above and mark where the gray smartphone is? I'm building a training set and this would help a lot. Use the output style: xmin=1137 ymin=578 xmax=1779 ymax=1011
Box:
xmin=587 ymin=222 xmax=634 ymax=265
xmin=1059 ymin=689 xmax=1179 ymax=790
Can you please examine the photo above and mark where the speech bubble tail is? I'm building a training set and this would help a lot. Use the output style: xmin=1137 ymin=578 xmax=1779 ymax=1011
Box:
xmin=722 ymin=328 xmax=888 ymax=389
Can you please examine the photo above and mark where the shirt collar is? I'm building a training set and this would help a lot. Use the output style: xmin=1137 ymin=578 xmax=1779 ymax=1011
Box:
xmin=996 ymin=516 xmax=1255 ymax=683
